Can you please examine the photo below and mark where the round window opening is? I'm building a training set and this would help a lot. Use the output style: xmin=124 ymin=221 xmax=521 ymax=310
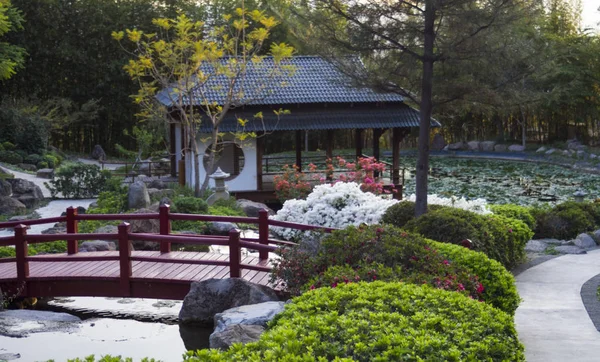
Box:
xmin=203 ymin=143 xmax=245 ymax=181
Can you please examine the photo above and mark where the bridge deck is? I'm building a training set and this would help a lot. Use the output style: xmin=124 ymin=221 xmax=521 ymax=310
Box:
xmin=0 ymin=251 xmax=275 ymax=299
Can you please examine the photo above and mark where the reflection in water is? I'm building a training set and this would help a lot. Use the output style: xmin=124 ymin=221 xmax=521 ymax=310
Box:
xmin=180 ymin=323 xmax=214 ymax=351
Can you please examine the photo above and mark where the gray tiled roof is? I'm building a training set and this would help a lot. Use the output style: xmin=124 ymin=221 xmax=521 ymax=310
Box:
xmin=197 ymin=104 xmax=440 ymax=133
xmin=156 ymin=56 xmax=405 ymax=107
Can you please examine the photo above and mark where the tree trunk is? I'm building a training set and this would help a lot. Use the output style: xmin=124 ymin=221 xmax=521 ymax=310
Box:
xmin=191 ymin=135 xmax=201 ymax=197
xmin=200 ymin=129 xmax=219 ymax=195
xmin=415 ymin=0 xmax=435 ymax=217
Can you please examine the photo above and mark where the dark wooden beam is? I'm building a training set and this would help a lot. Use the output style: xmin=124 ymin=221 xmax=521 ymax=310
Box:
xmin=392 ymin=128 xmax=401 ymax=185
xmin=295 ymin=130 xmax=302 ymax=171
xmin=355 ymin=129 xmax=363 ymax=159
xmin=256 ymin=134 xmax=264 ymax=191
xmin=373 ymin=128 xmax=384 ymax=178
xmin=326 ymin=130 xmax=334 ymax=160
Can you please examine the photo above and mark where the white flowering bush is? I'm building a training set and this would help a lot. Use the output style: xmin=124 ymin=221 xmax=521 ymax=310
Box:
xmin=405 ymin=194 xmax=492 ymax=215
xmin=271 ymin=182 xmax=399 ymax=240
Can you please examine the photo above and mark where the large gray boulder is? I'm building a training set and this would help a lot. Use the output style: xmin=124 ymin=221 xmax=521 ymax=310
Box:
xmin=36 ymin=168 xmax=54 ymax=179
xmin=179 ymin=278 xmax=279 ymax=325
xmin=467 ymin=141 xmax=480 ymax=151
xmin=236 ymin=199 xmax=274 ymax=217
xmin=7 ymin=178 xmax=40 ymax=195
xmin=0 ymin=197 xmax=26 ymax=215
xmin=0 ymin=179 xmax=12 ymax=197
xmin=79 ymin=240 xmax=116 ymax=252
xmin=574 ymin=233 xmax=596 ymax=249
xmin=128 ymin=181 xmax=151 ymax=210
xmin=480 ymin=141 xmax=496 ymax=152
xmin=90 ymin=145 xmax=107 ymax=161
xmin=430 ymin=134 xmax=446 ymax=151
xmin=130 ymin=208 xmax=160 ymax=250
xmin=525 ymin=239 xmax=548 ymax=253
xmin=0 ymin=310 xmax=81 ymax=338
xmin=147 ymin=188 xmax=174 ymax=201
xmin=148 ymin=179 xmax=167 ymax=190
xmin=494 ymin=144 xmax=508 ymax=152
xmin=208 ymin=222 xmax=238 ymax=236
xmin=17 ymin=163 xmax=37 ymax=172
xmin=447 ymin=141 xmax=468 ymax=151
xmin=213 ymin=301 xmax=285 ymax=333
xmin=554 ymin=245 xmax=586 ymax=255
xmin=209 ymin=324 xmax=265 ymax=350
xmin=508 ymin=144 xmax=526 ymax=152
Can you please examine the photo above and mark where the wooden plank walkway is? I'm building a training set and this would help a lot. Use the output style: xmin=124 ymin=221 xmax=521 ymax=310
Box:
xmin=0 ymin=251 xmax=275 ymax=300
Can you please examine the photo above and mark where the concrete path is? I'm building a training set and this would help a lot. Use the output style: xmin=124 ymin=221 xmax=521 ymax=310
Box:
xmin=516 ymin=249 xmax=600 ymax=361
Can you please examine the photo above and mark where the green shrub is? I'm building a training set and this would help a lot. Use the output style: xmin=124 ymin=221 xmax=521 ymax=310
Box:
xmin=1 ymin=141 xmax=15 ymax=151
xmin=404 ymin=207 xmax=530 ymax=269
xmin=273 ymin=225 xmax=486 ymax=303
xmin=0 ymin=247 xmax=16 ymax=258
xmin=0 ymin=143 xmax=4 ymax=151
xmin=428 ymin=239 xmax=520 ymax=315
xmin=45 ymin=163 xmax=112 ymax=198
xmin=532 ymin=201 xmax=597 ymax=239
xmin=189 ymin=282 xmax=524 ymax=361
xmin=208 ymin=205 xmax=245 ymax=217
xmin=37 ymin=161 xmax=48 ymax=169
xmin=43 ymin=154 xmax=59 ymax=168
xmin=381 ymin=201 xmax=444 ymax=228
xmin=172 ymin=196 xmax=208 ymax=214
xmin=0 ymin=150 xmax=23 ymax=165
xmin=14 ymin=149 xmax=27 ymax=159
xmin=490 ymin=204 xmax=536 ymax=230
xmin=24 ymin=153 xmax=42 ymax=165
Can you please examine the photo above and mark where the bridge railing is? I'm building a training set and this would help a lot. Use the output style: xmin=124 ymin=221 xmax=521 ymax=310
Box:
xmin=0 ymin=205 xmax=335 ymax=294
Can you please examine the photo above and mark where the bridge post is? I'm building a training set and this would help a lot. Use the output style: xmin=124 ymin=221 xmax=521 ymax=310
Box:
xmin=159 ymin=204 xmax=171 ymax=254
xmin=66 ymin=207 xmax=79 ymax=254
xmin=118 ymin=222 xmax=132 ymax=296
xmin=258 ymin=210 xmax=269 ymax=261
xmin=14 ymin=224 xmax=29 ymax=293
xmin=228 ymin=229 xmax=241 ymax=278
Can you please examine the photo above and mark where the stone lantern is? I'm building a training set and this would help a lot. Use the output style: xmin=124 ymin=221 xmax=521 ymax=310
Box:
xmin=206 ymin=167 xmax=230 ymax=205
xmin=573 ymin=190 xmax=587 ymax=203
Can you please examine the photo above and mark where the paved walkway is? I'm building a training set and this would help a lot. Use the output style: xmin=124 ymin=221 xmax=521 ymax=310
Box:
xmin=516 ymin=249 xmax=600 ymax=361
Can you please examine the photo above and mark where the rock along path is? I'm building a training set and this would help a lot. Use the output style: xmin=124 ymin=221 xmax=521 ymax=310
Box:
xmin=515 ymin=248 xmax=600 ymax=361
xmin=1 ymin=164 xmax=52 ymax=198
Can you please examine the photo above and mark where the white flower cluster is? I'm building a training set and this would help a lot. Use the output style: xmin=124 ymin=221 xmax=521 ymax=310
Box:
xmin=405 ymin=194 xmax=492 ymax=215
xmin=271 ymin=182 xmax=399 ymax=240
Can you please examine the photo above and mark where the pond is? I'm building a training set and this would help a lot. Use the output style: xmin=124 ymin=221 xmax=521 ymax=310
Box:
xmin=396 ymin=157 xmax=600 ymax=206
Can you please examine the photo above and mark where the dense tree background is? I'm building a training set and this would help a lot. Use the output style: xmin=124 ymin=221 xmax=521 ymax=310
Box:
xmin=0 ymin=0 xmax=599 ymax=156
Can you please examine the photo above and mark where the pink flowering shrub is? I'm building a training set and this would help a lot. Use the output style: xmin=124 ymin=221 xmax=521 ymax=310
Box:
xmin=271 ymin=224 xmax=485 ymax=301
xmin=273 ymin=156 xmax=391 ymax=202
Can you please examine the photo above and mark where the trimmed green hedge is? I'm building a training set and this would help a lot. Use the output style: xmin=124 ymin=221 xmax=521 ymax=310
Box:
xmin=381 ymin=201 xmax=444 ymax=228
xmin=189 ymin=282 xmax=525 ymax=361
xmin=272 ymin=224 xmax=519 ymax=315
xmin=532 ymin=201 xmax=600 ymax=240
xmin=403 ymin=207 xmax=532 ymax=269
xmin=428 ymin=239 xmax=520 ymax=315
xmin=490 ymin=204 xmax=536 ymax=230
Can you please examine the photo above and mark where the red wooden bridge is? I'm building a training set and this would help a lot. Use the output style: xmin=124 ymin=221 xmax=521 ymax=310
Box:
xmin=0 ymin=206 xmax=331 ymax=300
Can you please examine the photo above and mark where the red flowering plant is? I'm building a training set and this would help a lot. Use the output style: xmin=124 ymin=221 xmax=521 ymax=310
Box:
xmin=273 ymin=156 xmax=391 ymax=202
xmin=270 ymin=224 xmax=485 ymax=301
xmin=273 ymin=163 xmax=317 ymax=201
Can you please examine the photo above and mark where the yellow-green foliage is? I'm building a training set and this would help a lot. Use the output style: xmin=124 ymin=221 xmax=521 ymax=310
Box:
xmin=187 ymin=282 xmax=525 ymax=361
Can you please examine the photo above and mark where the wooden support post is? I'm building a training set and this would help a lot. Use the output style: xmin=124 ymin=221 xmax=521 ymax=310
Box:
xmin=258 ymin=209 xmax=269 ymax=261
xmin=295 ymin=130 xmax=302 ymax=171
xmin=229 ymin=229 xmax=241 ymax=278
xmin=392 ymin=128 xmax=401 ymax=185
xmin=159 ymin=204 xmax=171 ymax=254
xmin=178 ymin=159 xmax=186 ymax=186
xmin=256 ymin=134 xmax=264 ymax=191
xmin=170 ymin=123 xmax=177 ymax=177
xmin=326 ymin=130 xmax=334 ymax=159
xmin=118 ymin=222 xmax=132 ymax=296
xmin=355 ymin=129 xmax=363 ymax=159
xmin=66 ymin=207 xmax=78 ymax=255
xmin=14 ymin=224 xmax=29 ymax=293
xmin=373 ymin=128 xmax=383 ymax=178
